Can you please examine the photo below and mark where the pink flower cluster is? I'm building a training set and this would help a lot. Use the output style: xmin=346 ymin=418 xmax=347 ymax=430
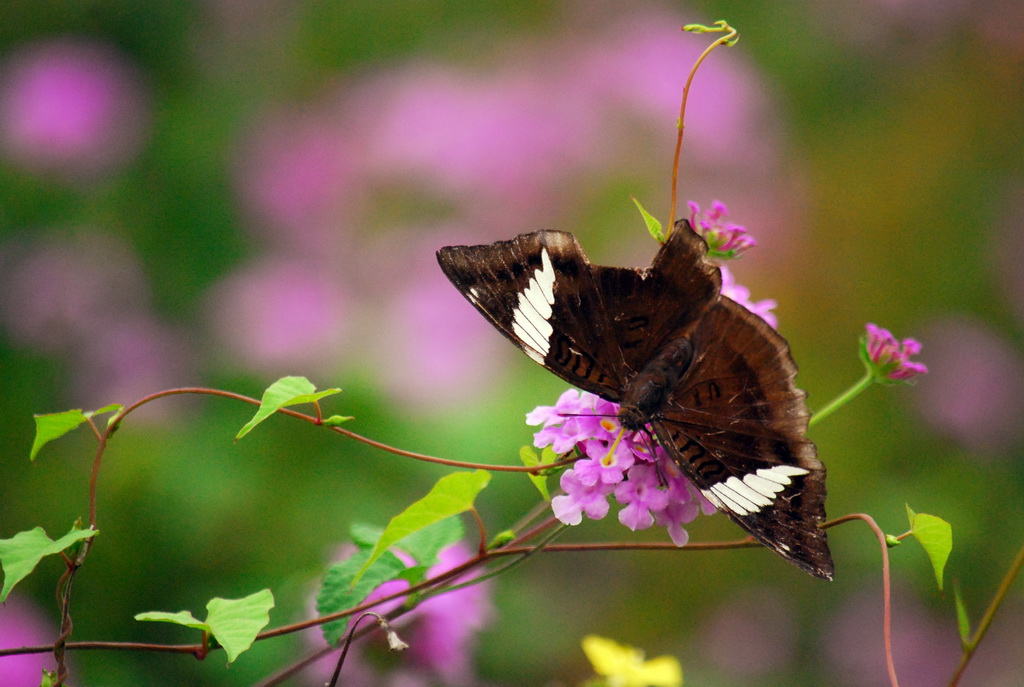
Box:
xmin=527 ymin=390 xmax=715 ymax=546
xmin=862 ymin=323 xmax=928 ymax=382
xmin=689 ymin=200 xmax=757 ymax=260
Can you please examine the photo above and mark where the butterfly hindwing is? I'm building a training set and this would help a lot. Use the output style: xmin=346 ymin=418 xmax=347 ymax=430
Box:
xmin=651 ymin=298 xmax=832 ymax=579
xmin=436 ymin=231 xmax=626 ymax=399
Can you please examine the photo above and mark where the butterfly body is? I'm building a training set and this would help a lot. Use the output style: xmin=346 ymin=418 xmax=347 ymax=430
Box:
xmin=437 ymin=222 xmax=834 ymax=580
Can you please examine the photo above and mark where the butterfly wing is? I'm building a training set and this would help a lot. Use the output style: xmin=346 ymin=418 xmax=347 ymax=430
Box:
xmin=651 ymin=297 xmax=833 ymax=579
xmin=436 ymin=230 xmax=628 ymax=399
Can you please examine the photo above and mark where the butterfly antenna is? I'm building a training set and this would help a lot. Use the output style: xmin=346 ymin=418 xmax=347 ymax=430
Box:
xmin=669 ymin=21 xmax=740 ymax=236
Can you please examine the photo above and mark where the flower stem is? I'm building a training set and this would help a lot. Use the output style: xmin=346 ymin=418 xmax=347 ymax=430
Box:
xmin=809 ymin=372 xmax=874 ymax=428
xmin=669 ymin=21 xmax=739 ymax=234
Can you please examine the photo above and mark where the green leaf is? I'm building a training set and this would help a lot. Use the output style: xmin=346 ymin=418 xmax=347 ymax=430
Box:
xmin=349 ymin=523 xmax=384 ymax=549
xmin=40 ymin=670 xmax=56 ymax=687
xmin=135 ymin=590 xmax=275 ymax=664
xmin=396 ymin=516 xmax=465 ymax=566
xmin=235 ymin=376 xmax=341 ymax=440
xmin=205 ymin=589 xmax=275 ymax=663
xmin=134 ymin=610 xmax=208 ymax=631
xmin=953 ymin=581 xmax=971 ymax=648
xmin=31 ymin=410 xmax=88 ymax=461
xmin=352 ymin=471 xmax=491 ymax=585
xmin=316 ymin=548 xmax=407 ymax=646
xmin=906 ymin=505 xmax=953 ymax=590
xmin=631 ymin=196 xmax=666 ymax=243
xmin=520 ymin=446 xmax=553 ymax=501
xmin=0 ymin=526 xmax=98 ymax=601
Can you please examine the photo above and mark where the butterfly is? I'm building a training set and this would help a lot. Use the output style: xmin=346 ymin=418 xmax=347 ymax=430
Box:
xmin=436 ymin=220 xmax=833 ymax=579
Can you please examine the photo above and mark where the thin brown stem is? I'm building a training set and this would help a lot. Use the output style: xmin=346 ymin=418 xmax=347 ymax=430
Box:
xmin=111 ymin=387 xmax=572 ymax=473
xmin=828 ymin=513 xmax=899 ymax=687
xmin=668 ymin=21 xmax=739 ymax=234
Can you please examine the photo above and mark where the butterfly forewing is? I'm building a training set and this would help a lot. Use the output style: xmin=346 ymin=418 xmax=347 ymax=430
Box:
xmin=437 ymin=231 xmax=626 ymax=399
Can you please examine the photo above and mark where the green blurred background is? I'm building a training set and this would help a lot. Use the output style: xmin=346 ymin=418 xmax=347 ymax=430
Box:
xmin=2 ymin=1 xmax=1022 ymax=685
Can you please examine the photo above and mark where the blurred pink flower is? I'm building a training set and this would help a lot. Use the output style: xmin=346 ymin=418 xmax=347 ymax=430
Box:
xmin=0 ymin=596 xmax=58 ymax=684
xmin=0 ymin=233 xmax=148 ymax=353
xmin=823 ymin=586 xmax=959 ymax=687
xmin=373 ymin=234 xmax=505 ymax=410
xmin=305 ymin=542 xmax=492 ymax=686
xmin=206 ymin=258 xmax=349 ymax=375
xmin=913 ymin=317 xmax=1024 ymax=453
xmin=0 ymin=39 xmax=148 ymax=180
xmin=406 ymin=543 xmax=493 ymax=683
xmin=233 ymin=110 xmax=353 ymax=250
xmin=701 ymin=589 xmax=797 ymax=678
xmin=0 ymin=233 xmax=191 ymax=412
xmin=567 ymin=9 xmax=779 ymax=167
xmin=74 ymin=317 xmax=191 ymax=410
xmin=353 ymin=64 xmax=595 ymax=210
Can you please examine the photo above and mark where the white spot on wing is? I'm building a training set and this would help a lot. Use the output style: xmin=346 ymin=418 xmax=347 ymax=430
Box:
xmin=742 ymin=473 xmax=786 ymax=499
xmin=724 ymin=476 xmax=773 ymax=509
xmin=701 ymin=489 xmax=725 ymax=511
xmin=755 ymin=465 xmax=809 ymax=485
xmin=512 ymin=248 xmax=557 ymax=358
xmin=709 ymin=483 xmax=752 ymax=516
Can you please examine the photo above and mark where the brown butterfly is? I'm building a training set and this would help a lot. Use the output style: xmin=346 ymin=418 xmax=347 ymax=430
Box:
xmin=436 ymin=220 xmax=833 ymax=579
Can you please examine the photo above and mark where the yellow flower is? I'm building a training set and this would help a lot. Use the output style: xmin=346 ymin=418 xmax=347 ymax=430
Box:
xmin=581 ymin=635 xmax=683 ymax=687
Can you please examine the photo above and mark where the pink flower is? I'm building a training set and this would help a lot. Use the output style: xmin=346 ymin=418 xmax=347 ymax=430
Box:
xmin=0 ymin=39 xmax=148 ymax=180
xmin=862 ymin=323 xmax=928 ymax=383
xmin=530 ymin=390 xmax=707 ymax=541
xmin=689 ymin=200 xmax=757 ymax=260
xmin=720 ymin=266 xmax=778 ymax=329
xmin=0 ymin=596 xmax=58 ymax=683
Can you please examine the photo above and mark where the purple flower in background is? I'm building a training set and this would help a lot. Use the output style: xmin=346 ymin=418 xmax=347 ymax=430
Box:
xmin=862 ymin=323 xmax=928 ymax=383
xmin=374 ymin=238 xmax=506 ymax=410
xmin=407 ymin=543 xmax=493 ymax=683
xmin=701 ymin=589 xmax=798 ymax=679
xmin=0 ymin=39 xmax=148 ymax=180
xmin=529 ymin=390 xmax=707 ymax=542
xmin=689 ymin=200 xmax=757 ymax=260
xmin=355 ymin=65 xmax=594 ymax=212
xmin=0 ymin=233 xmax=190 ymax=412
xmin=0 ymin=596 xmax=58 ymax=684
xmin=720 ymin=266 xmax=778 ymax=329
xmin=206 ymin=258 xmax=349 ymax=375
xmin=913 ymin=318 xmax=1024 ymax=453
xmin=233 ymin=111 xmax=352 ymax=250
xmin=305 ymin=542 xmax=492 ymax=686
xmin=823 ymin=586 xmax=959 ymax=687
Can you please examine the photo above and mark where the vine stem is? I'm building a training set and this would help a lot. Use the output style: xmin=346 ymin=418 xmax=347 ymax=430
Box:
xmin=809 ymin=372 xmax=873 ymax=428
xmin=668 ymin=21 xmax=738 ymax=233
xmin=948 ymin=541 xmax=1024 ymax=686
xmin=829 ymin=513 xmax=899 ymax=687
